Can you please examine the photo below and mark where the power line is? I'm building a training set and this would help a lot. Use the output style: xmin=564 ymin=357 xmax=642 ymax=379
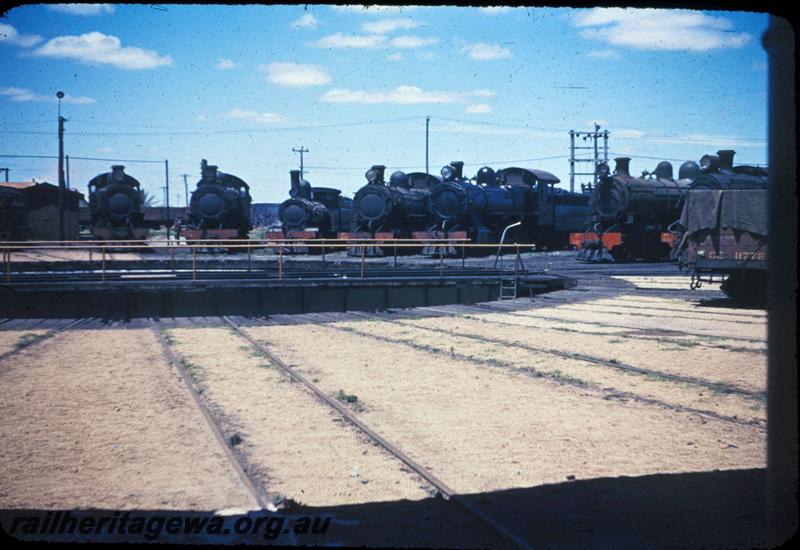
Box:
xmin=0 ymin=154 xmax=165 ymax=163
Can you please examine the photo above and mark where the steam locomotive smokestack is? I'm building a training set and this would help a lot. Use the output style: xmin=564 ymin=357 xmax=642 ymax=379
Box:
xmin=203 ymin=164 xmax=218 ymax=182
xmin=614 ymin=157 xmax=631 ymax=177
xmin=717 ymin=149 xmax=736 ymax=169
xmin=450 ymin=161 xmax=464 ymax=180
xmin=372 ymin=165 xmax=386 ymax=183
xmin=290 ymin=170 xmax=301 ymax=194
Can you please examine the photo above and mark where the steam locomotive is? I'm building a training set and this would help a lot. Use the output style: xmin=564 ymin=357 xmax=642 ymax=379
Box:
xmin=272 ymin=170 xmax=353 ymax=253
xmin=427 ymin=161 xmax=591 ymax=251
xmin=87 ymin=165 xmax=149 ymax=240
xmin=276 ymin=170 xmax=352 ymax=236
xmin=572 ymin=156 xmax=698 ymax=261
xmin=675 ymin=150 xmax=769 ymax=300
xmin=347 ymin=165 xmax=439 ymax=255
xmin=182 ymin=160 xmax=252 ymax=240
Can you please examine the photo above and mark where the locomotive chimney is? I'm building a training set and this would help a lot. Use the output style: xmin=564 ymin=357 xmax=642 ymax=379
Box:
xmin=717 ymin=149 xmax=736 ymax=169
xmin=450 ymin=161 xmax=464 ymax=180
xmin=289 ymin=170 xmax=301 ymax=195
xmin=110 ymin=165 xmax=125 ymax=182
xmin=614 ymin=157 xmax=631 ymax=177
xmin=203 ymin=164 xmax=218 ymax=182
xmin=372 ymin=165 xmax=386 ymax=183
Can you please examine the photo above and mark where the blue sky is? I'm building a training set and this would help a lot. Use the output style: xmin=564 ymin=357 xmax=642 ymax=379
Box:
xmin=1 ymin=4 xmax=769 ymax=204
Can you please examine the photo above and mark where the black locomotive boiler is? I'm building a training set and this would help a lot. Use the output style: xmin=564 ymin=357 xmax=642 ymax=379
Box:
xmin=182 ymin=160 xmax=252 ymax=240
xmin=426 ymin=161 xmax=585 ymax=253
xmin=348 ymin=165 xmax=437 ymax=255
xmin=87 ymin=165 xmax=149 ymax=240
xmin=573 ymin=157 xmax=696 ymax=262
xmin=273 ymin=170 xmax=353 ymax=253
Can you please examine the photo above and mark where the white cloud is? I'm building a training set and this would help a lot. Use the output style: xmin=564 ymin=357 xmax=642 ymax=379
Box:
xmin=572 ymin=8 xmax=751 ymax=52
xmin=292 ymin=13 xmax=319 ymax=29
xmin=586 ymin=49 xmax=620 ymax=60
xmin=0 ymin=86 xmax=95 ymax=104
xmin=390 ymin=35 xmax=437 ymax=49
xmin=196 ymin=113 xmax=207 ymax=122
xmin=47 ymin=4 xmax=115 ymax=16
xmin=262 ymin=62 xmax=331 ymax=87
xmin=215 ymin=58 xmax=238 ymax=70
xmin=465 ymin=103 xmax=493 ymax=114
xmin=461 ymin=42 xmax=512 ymax=61
xmin=417 ymin=51 xmax=435 ymax=60
xmin=32 ymin=32 xmax=173 ymax=69
xmin=0 ymin=23 xmax=43 ymax=48
xmin=312 ymin=32 xmax=386 ymax=49
xmin=361 ymin=18 xmax=420 ymax=33
xmin=387 ymin=52 xmax=403 ymax=61
xmin=320 ymin=85 xmax=495 ymax=105
xmin=227 ymin=108 xmax=286 ymax=124
xmin=97 ymin=146 xmax=116 ymax=154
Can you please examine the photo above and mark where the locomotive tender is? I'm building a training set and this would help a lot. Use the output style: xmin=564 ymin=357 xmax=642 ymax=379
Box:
xmin=573 ymin=156 xmax=697 ymax=261
xmin=87 ymin=165 xmax=148 ymax=240
xmin=183 ymin=160 xmax=252 ymax=240
xmin=676 ymin=150 xmax=769 ymax=300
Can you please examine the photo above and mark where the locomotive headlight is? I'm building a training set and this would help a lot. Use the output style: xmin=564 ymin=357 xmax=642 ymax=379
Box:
xmin=440 ymin=165 xmax=454 ymax=181
xmin=365 ymin=168 xmax=379 ymax=183
xmin=596 ymin=162 xmax=610 ymax=178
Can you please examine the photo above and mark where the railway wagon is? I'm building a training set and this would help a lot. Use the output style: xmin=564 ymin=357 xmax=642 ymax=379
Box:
xmin=573 ymin=157 xmax=696 ymax=262
xmin=347 ymin=165 xmax=437 ymax=255
xmin=271 ymin=170 xmax=353 ymax=253
xmin=182 ymin=160 xmax=252 ymax=240
xmin=676 ymin=150 xmax=769 ymax=301
xmin=87 ymin=165 xmax=149 ymax=240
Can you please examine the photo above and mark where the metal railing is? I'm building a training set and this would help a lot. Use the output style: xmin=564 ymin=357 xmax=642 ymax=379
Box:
xmin=1 ymin=238 xmax=534 ymax=285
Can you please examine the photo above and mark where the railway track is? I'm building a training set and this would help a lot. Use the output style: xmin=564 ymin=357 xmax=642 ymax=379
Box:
xmin=466 ymin=302 xmax=766 ymax=344
xmin=415 ymin=305 xmax=766 ymax=355
xmin=149 ymin=321 xmax=273 ymax=512
xmin=347 ymin=311 xmax=766 ymax=401
xmin=220 ymin=316 xmax=533 ymax=549
xmin=0 ymin=318 xmax=90 ymax=363
xmin=308 ymin=314 xmax=765 ymax=430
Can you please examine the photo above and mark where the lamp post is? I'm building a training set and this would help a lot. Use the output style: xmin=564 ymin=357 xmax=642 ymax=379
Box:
xmin=57 ymin=91 xmax=66 ymax=241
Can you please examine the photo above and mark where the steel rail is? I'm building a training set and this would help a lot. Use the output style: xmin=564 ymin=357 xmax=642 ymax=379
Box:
xmin=221 ymin=315 xmax=533 ymax=550
xmin=464 ymin=303 xmax=767 ymax=344
xmin=348 ymin=312 xmax=766 ymax=400
xmin=317 ymin=317 xmax=765 ymax=430
xmin=415 ymin=305 xmax=766 ymax=355
xmin=149 ymin=321 xmax=273 ymax=511
xmin=0 ymin=318 xmax=91 ymax=363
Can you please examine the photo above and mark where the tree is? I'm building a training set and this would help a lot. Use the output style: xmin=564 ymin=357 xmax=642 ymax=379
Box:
xmin=140 ymin=189 xmax=158 ymax=207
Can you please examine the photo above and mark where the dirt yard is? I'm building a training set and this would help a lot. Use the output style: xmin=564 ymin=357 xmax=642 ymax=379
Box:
xmin=0 ymin=328 xmax=258 ymax=511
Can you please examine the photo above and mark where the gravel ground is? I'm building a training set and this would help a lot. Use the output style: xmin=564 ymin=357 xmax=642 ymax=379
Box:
xmin=0 ymin=328 xmax=258 ymax=511
xmin=242 ymin=319 xmax=765 ymax=495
